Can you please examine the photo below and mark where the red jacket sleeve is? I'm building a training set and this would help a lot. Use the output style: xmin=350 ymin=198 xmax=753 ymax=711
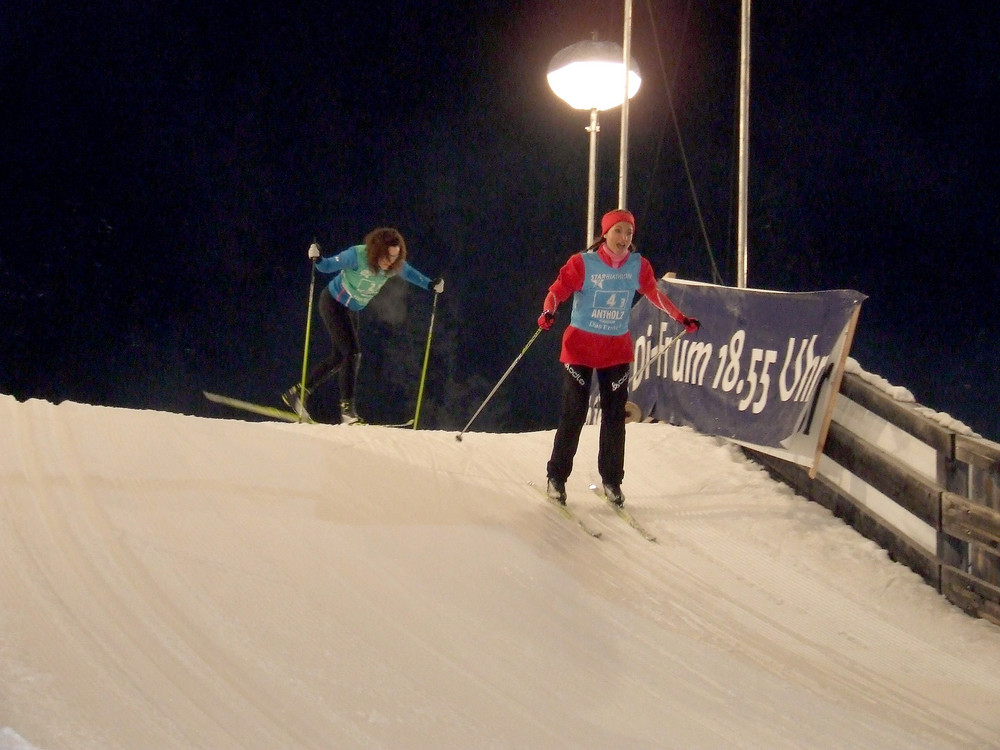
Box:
xmin=546 ymin=254 xmax=585 ymax=309
xmin=638 ymin=258 xmax=685 ymax=322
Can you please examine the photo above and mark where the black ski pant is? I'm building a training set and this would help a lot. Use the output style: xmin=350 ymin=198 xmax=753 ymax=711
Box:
xmin=546 ymin=362 xmax=630 ymax=487
xmin=304 ymin=287 xmax=361 ymax=404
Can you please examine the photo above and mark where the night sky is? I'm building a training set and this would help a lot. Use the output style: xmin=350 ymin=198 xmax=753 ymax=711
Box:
xmin=3 ymin=1 xmax=998 ymax=438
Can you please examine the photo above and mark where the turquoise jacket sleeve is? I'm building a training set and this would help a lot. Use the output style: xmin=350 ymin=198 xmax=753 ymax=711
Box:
xmin=399 ymin=261 xmax=433 ymax=290
xmin=315 ymin=245 xmax=361 ymax=274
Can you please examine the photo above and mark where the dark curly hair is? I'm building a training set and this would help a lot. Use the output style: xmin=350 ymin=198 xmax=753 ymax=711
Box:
xmin=363 ymin=227 xmax=407 ymax=273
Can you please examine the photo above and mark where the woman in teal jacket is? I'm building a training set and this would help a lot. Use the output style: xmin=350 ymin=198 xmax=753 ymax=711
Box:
xmin=283 ymin=227 xmax=443 ymax=423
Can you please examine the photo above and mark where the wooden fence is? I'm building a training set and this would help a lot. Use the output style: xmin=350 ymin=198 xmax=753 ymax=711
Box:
xmin=746 ymin=369 xmax=1000 ymax=625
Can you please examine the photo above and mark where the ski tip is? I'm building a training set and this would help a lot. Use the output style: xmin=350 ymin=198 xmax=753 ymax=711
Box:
xmin=385 ymin=419 xmax=415 ymax=428
xmin=346 ymin=419 xmax=415 ymax=428
xmin=625 ymin=400 xmax=642 ymax=423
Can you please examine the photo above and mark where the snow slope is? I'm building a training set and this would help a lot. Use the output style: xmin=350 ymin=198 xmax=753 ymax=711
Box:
xmin=2 ymin=394 xmax=1000 ymax=749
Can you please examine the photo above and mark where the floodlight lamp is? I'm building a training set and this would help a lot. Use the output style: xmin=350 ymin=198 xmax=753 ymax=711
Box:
xmin=547 ymin=40 xmax=641 ymax=111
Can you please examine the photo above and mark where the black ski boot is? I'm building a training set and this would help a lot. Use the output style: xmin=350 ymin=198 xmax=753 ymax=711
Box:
xmin=603 ymin=483 xmax=625 ymax=508
xmin=339 ymin=399 xmax=364 ymax=425
xmin=546 ymin=478 xmax=567 ymax=506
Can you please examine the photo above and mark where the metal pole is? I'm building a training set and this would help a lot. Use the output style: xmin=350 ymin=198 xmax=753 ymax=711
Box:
xmin=412 ymin=291 xmax=439 ymax=429
xmin=586 ymin=108 xmax=599 ymax=245
xmin=736 ymin=0 xmax=752 ymax=288
xmin=455 ymin=327 xmax=544 ymax=441
xmin=618 ymin=0 xmax=634 ymax=209
xmin=297 ymin=260 xmax=318 ymax=423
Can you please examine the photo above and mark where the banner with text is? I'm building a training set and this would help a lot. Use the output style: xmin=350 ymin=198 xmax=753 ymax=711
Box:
xmin=627 ymin=279 xmax=866 ymax=466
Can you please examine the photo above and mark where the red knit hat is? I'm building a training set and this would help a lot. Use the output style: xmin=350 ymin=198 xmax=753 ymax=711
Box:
xmin=600 ymin=209 xmax=636 ymax=237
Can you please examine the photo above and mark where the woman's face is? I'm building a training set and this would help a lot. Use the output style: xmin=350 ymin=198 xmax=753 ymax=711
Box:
xmin=605 ymin=222 xmax=633 ymax=256
xmin=379 ymin=244 xmax=401 ymax=270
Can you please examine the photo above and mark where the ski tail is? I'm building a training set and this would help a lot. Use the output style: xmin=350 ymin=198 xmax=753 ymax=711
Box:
xmin=203 ymin=391 xmax=313 ymax=423
xmin=350 ymin=418 xmax=416 ymax=428
xmin=527 ymin=481 xmax=602 ymax=539
xmin=589 ymin=484 xmax=657 ymax=542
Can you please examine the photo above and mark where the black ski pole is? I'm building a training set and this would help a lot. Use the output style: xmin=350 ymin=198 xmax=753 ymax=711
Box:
xmin=456 ymin=327 xmax=544 ymax=441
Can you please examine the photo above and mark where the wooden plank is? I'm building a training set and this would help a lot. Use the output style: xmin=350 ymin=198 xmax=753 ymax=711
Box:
xmin=970 ymin=546 xmax=1000 ymax=589
xmin=956 ymin=434 xmax=1000 ymax=510
xmin=942 ymin=492 xmax=1000 ymax=549
xmin=838 ymin=372 xmax=954 ymax=454
xmin=824 ymin=421 xmax=940 ymax=528
xmin=941 ymin=565 xmax=1000 ymax=626
xmin=809 ymin=306 xmax=861 ymax=479
xmin=942 ymin=491 xmax=1000 ymax=587
xmin=955 ymin=433 xmax=1000 ymax=471
xmin=970 ymin=463 xmax=1000 ymax=511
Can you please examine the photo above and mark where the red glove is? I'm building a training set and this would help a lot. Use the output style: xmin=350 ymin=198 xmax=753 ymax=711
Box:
xmin=538 ymin=291 xmax=558 ymax=330
xmin=682 ymin=316 xmax=701 ymax=333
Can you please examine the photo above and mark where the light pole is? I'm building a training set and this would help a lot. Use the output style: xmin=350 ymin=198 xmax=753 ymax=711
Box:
xmin=619 ymin=0 xmax=634 ymax=210
xmin=736 ymin=0 xmax=751 ymax=288
xmin=547 ymin=39 xmax=641 ymax=245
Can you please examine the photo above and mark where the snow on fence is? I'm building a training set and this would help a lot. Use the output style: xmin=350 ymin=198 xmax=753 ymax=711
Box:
xmin=746 ymin=367 xmax=1000 ymax=626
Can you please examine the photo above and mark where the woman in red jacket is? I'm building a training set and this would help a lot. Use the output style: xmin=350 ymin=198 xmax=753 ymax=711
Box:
xmin=538 ymin=209 xmax=700 ymax=507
